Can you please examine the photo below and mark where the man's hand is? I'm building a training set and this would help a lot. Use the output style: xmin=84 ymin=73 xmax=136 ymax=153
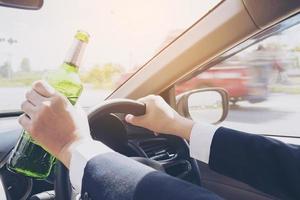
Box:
xmin=19 ymin=80 xmax=91 ymax=168
xmin=125 ymin=95 xmax=194 ymax=140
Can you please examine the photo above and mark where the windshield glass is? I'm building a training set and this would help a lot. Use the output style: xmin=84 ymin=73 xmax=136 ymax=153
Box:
xmin=0 ymin=0 xmax=220 ymax=111
xmin=0 ymin=0 xmax=220 ymax=112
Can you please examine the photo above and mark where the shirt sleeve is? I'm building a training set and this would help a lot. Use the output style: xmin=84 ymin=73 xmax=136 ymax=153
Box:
xmin=69 ymin=139 xmax=114 ymax=192
xmin=189 ymin=122 xmax=219 ymax=163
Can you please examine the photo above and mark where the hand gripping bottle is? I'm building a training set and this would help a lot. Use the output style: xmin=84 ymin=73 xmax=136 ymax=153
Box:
xmin=7 ymin=31 xmax=89 ymax=179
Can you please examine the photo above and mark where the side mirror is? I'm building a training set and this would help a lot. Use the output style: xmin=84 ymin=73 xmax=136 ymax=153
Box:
xmin=0 ymin=0 xmax=43 ymax=10
xmin=176 ymin=88 xmax=229 ymax=124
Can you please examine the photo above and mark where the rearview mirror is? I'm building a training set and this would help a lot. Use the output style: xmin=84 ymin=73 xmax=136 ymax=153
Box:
xmin=0 ymin=0 xmax=43 ymax=10
xmin=176 ymin=88 xmax=229 ymax=124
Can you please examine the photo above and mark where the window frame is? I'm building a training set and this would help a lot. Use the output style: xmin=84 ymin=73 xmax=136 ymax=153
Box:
xmin=175 ymin=14 xmax=300 ymax=87
xmin=174 ymin=14 xmax=300 ymax=140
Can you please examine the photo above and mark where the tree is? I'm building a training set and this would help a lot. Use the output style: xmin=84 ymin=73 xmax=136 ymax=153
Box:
xmin=20 ymin=58 xmax=31 ymax=72
xmin=0 ymin=61 xmax=13 ymax=79
xmin=81 ymin=63 xmax=123 ymax=89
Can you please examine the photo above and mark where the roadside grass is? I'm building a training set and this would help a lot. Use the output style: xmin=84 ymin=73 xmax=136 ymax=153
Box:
xmin=270 ymin=84 xmax=300 ymax=94
xmin=0 ymin=72 xmax=43 ymax=87
xmin=0 ymin=71 xmax=117 ymax=89
xmin=269 ymin=77 xmax=300 ymax=94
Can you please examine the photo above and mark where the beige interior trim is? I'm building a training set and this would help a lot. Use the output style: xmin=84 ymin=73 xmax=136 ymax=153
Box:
xmin=109 ymin=0 xmax=257 ymax=100
xmin=108 ymin=0 xmax=299 ymax=100
xmin=160 ymin=86 xmax=176 ymax=108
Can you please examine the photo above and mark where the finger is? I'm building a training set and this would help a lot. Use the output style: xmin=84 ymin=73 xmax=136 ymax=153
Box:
xmin=25 ymin=89 xmax=47 ymax=106
xmin=153 ymin=132 xmax=159 ymax=136
xmin=32 ymin=80 xmax=55 ymax=98
xmin=125 ymin=114 xmax=145 ymax=126
xmin=125 ymin=114 xmax=157 ymax=136
xmin=21 ymin=101 xmax=36 ymax=118
xmin=18 ymin=114 xmax=31 ymax=132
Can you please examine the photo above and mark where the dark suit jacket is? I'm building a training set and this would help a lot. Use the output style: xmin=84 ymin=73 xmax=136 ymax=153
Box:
xmin=210 ymin=127 xmax=300 ymax=200
xmin=81 ymin=127 xmax=300 ymax=200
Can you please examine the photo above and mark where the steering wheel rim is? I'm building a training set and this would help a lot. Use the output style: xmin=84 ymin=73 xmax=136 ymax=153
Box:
xmin=54 ymin=99 xmax=146 ymax=200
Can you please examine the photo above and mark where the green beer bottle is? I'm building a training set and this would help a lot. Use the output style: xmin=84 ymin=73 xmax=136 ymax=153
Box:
xmin=7 ymin=30 xmax=89 ymax=179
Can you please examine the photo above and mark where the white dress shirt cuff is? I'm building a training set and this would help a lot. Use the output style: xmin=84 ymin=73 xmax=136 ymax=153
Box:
xmin=189 ymin=122 xmax=219 ymax=163
xmin=69 ymin=139 xmax=114 ymax=192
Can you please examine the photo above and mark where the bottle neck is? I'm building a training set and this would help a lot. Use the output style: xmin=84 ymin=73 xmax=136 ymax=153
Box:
xmin=64 ymin=39 xmax=87 ymax=69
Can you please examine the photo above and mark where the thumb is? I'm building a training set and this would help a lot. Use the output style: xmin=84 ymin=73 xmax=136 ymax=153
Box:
xmin=125 ymin=114 xmax=143 ymax=126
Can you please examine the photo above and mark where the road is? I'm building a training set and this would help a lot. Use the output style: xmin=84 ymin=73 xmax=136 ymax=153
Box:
xmin=220 ymin=93 xmax=300 ymax=143
xmin=0 ymin=87 xmax=110 ymax=111
xmin=183 ymin=92 xmax=300 ymax=142
xmin=0 ymin=87 xmax=111 ymax=132
xmin=0 ymin=87 xmax=299 ymax=143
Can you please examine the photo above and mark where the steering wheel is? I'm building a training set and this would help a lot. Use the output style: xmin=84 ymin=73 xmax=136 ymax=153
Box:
xmin=55 ymin=99 xmax=157 ymax=199
xmin=54 ymin=99 xmax=200 ymax=199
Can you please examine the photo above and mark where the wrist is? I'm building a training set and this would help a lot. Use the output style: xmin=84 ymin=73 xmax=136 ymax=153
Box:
xmin=57 ymin=137 xmax=87 ymax=168
xmin=172 ymin=115 xmax=194 ymax=140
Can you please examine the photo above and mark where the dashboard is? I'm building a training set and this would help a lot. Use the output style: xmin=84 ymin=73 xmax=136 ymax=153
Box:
xmin=90 ymin=113 xmax=201 ymax=184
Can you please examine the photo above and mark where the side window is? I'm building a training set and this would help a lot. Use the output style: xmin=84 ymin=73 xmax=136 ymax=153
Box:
xmin=176 ymin=23 xmax=300 ymax=139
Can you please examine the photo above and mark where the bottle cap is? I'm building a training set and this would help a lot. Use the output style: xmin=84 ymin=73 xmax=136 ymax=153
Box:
xmin=75 ymin=30 xmax=90 ymax=43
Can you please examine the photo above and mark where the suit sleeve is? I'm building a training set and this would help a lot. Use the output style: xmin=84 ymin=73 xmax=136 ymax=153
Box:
xmin=81 ymin=152 xmax=222 ymax=200
xmin=209 ymin=127 xmax=300 ymax=200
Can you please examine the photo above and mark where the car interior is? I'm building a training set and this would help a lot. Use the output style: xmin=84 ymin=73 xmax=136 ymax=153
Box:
xmin=1 ymin=0 xmax=300 ymax=199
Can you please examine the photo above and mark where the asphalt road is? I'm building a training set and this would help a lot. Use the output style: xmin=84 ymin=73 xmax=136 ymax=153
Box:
xmin=0 ymin=87 xmax=299 ymax=143
xmin=0 ymin=87 xmax=110 ymax=132
xmin=0 ymin=87 xmax=110 ymax=111
xmin=220 ymin=93 xmax=300 ymax=143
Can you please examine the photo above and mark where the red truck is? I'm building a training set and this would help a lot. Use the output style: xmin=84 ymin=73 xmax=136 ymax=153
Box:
xmin=176 ymin=65 xmax=269 ymax=104
xmin=116 ymin=64 xmax=269 ymax=104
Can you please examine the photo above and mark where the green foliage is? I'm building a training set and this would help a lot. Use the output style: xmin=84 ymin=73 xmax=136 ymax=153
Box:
xmin=0 ymin=62 xmax=124 ymax=89
xmin=0 ymin=61 xmax=13 ymax=78
xmin=81 ymin=63 xmax=123 ymax=89
xmin=0 ymin=71 xmax=43 ymax=87
xmin=20 ymin=58 xmax=31 ymax=72
xmin=292 ymin=45 xmax=300 ymax=52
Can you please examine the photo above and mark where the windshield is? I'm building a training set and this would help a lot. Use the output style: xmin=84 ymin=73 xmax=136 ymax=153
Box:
xmin=0 ymin=0 xmax=220 ymax=112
